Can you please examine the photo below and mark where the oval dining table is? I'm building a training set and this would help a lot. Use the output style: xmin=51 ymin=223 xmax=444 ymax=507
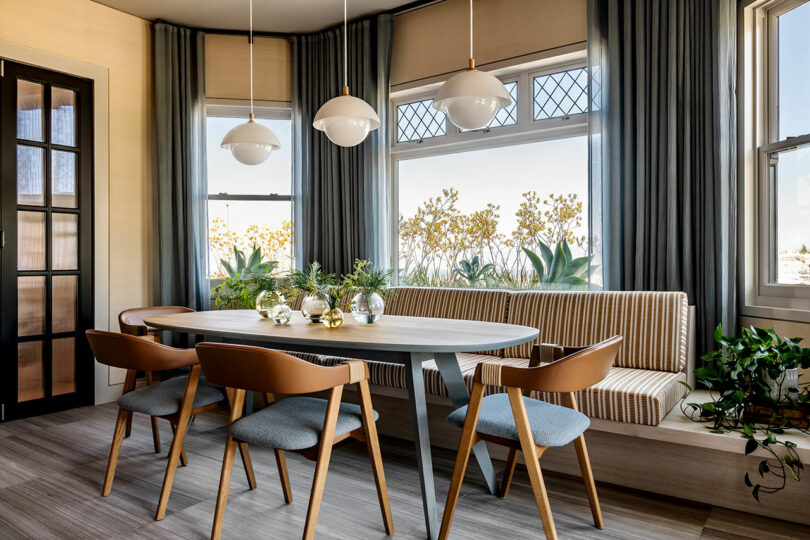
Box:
xmin=145 ymin=309 xmax=539 ymax=540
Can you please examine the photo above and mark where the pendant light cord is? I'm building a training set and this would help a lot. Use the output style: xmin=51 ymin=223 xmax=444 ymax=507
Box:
xmin=469 ymin=0 xmax=473 ymax=59
xmin=249 ymin=0 xmax=254 ymax=117
xmin=343 ymin=0 xmax=348 ymax=91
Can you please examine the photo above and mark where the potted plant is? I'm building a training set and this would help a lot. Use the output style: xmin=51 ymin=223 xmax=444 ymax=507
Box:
xmin=210 ymin=246 xmax=278 ymax=310
xmin=343 ymin=259 xmax=394 ymax=324
xmin=681 ymin=324 xmax=810 ymax=499
xmin=291 ymin=262 xmax=336 ymax=323
xmin=321 ymin=284 xmax=350 ymax=329
xmin=255 ymin=275 xmax=297 ymax=324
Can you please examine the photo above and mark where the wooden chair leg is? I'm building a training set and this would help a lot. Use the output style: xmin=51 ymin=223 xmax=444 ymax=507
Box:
xmin=155 ymin=366 xmax=201 ymax=521
xmin=169 ymin=421 xmax=189 ymax=466
xmin=145 ymin=371 xmax=161 ymax=453
xmin=303 ymin=385 xmax=343 ymax=540
xmin=358 ymin=380 xmax=394 ymax=534
xmin=274 ymin=448 xmax=293 ymax=503
xmin=501 ymin=448 xmax=519 ymax=498
xmin=212 ymin=438 xmax=238 ymax=540
xmin=212 ymin=389 xmax=246 ymax=540
xmin=122 ymin=369 xmax=136 ymax=439
xmin=102 ymin=407 xmax=130 ymax=496
xmin=237 ymin=442 xmax=257 ymax=490
xmin=507 ymin=387 xmax=558 ymax=540
xmin=124 ymin=413 xmax=133 ymax=438
xmin=439 ymin=382 xmax=486 ymax=540
xmin=574 ymin=434 xmax=603 ymax=528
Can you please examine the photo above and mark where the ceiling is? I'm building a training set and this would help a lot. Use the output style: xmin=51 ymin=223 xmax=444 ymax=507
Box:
xmin=91 ymin=0 xmax=426 ymax=33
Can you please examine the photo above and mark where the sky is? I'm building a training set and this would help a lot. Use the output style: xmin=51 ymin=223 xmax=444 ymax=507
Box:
xmin=776 ymin=2 xmax=810 ymax=253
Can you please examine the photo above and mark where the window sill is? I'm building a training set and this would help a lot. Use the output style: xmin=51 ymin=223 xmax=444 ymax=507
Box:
xmin=740 ymin=300 xmax=810 ymax=324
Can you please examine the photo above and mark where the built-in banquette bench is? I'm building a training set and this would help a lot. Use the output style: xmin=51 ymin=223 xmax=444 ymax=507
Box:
xmin=292 ymin=287 xmax=691 ymax=426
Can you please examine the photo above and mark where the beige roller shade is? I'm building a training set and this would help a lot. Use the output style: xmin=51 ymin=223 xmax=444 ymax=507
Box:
xmin=205 ymin=33 xmax=291 ymax=102
xmin=391 ymin=0 xmax=587 ymax=87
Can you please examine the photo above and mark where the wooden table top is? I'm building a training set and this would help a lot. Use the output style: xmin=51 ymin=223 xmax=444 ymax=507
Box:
xmin=145 ymin=310 xmax=538 ymax=354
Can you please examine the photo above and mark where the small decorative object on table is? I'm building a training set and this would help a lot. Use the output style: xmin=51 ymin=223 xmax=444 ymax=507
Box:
xmin=321 ymin=285 xmax=348 ymax=329
xmin=291 ymin=262 xmax=336 ymax=323
xmin=256 ymin=289 xmax=295 ymax=325
xmin=343 ymin=259 xmax=394 ymax=324
xmin=680 ymin=324 xmax=810 ymax=499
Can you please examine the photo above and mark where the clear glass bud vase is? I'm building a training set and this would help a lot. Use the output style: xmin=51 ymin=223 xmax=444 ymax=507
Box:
xmin=321 ymin=307 xmax=344 ymax=328
xmin=301 ymin=293 xmax=330 ymax=323
xmin=351 ymin=292 xmax=385 ymax=324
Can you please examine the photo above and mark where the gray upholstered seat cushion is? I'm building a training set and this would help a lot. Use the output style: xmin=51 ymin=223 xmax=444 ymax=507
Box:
xmin=229 ymin=397 xmax=378 ymax=451
xmin=447 ymin=393 xmax=590 ymax=447
xmin=117 ymin=376 xmax=224 ymax=416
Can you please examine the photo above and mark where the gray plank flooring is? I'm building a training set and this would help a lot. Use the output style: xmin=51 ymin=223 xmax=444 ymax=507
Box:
xmin=0 ymin=403 xmax=807 ymax=539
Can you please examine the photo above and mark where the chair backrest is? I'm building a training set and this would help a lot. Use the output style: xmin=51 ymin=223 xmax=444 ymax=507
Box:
xmin=195 ymin=342 xmax=368 ymax=395
xmin=118 ymin=306 xmax=195 ymax=336
xmin=476 ymin=336 xmax=623 ymax=393
xmin=86 ymin=329 xmax=198 ymax=372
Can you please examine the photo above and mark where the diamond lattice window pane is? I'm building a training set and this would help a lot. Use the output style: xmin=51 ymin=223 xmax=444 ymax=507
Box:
xmin=396 ymin=98 xmax=447 ymax=143
xmin=533 ymin=67 xmax=589 ymax=120
xmin=486 ymin=81 xmax=518 ymax=128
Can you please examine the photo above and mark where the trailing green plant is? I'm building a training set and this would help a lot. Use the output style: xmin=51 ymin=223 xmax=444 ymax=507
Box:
xmin=681 ymin=324 xmax=810 ymax=500
xmin=452 ymin=256 xmax=494 ymax=287
xmin=522 ymin=239 xmax=588 ymax=286
xmin=290 ymin=262 xmax=336 ymax=296
xmin=343 ymin=259 xmax=394 ymax=298
xmin=210 ymin=246 xmax=279 ymax=309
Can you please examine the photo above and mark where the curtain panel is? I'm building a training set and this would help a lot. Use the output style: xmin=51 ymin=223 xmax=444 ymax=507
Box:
xmin=291 ymin=14 xmax=394 ymax=276
xmin=153 ymin=22 xmax=209 ymax=311
xmin=588 ymin=0 xmax=737 ymax=356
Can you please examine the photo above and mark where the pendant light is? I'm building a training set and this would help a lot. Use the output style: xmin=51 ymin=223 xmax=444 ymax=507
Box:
xmin=221 ymin=0 xmax=281 ymax=165
xmin=432 ymin=0 xmax=510 ymax=130
xmin=312 ymin=0 xmax=380 ymax=147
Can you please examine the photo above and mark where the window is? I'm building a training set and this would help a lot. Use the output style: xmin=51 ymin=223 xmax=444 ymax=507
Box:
xmin=742 ymin=0 xmax=810 ymax=318
xmin=392 ymin=60 xmax=592 ymax=289
xmin=206 ymin=106 xmax=293 ymax=278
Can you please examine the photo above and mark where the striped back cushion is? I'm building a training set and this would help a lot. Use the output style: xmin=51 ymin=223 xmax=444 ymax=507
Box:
xmin=386 ymin=287 xmax=510 ymax=323
xmin=504 ymin=291 xmax=689 ymax=372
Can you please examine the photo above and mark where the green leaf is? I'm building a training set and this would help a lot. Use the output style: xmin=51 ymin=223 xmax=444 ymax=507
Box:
xmin=561 ymin=239 xmax=573 ymax=266
xmin=538 ymin=241 xmax=554 ymax=271
xmin=246 ymin=247 xmax=262 ymax=269
xmin=547 ymin=243 xmax=567 ymax=283
xmin=562 ymin=256 xmax=589 ymax=278
xmin=744 ymin=438 xmax=758 ymax=455
xmin=758 ymin=460 xmax=769 ymax=476
xmin=559 ymin=276 xmax=587 ymax=286
xmin=221 ymin=260 xmax=237 ymax=279
xmin=522 ymin=247 xmax=545 ymax=282
xmin=744 ymin=472 xmax=752 ymax=487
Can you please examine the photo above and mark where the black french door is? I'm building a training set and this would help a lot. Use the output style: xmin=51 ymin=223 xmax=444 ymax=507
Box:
xmin=0 ymin=60 xmax=94 ymax=421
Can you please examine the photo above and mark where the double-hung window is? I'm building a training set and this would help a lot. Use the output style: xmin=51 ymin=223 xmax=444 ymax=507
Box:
xmin=205 ymin=104 xmax=294 ymax=278
xmin=743 ymin=0 xmax=810 ymax=316
xmin=391 ymin=58 xmax=594 ymax=289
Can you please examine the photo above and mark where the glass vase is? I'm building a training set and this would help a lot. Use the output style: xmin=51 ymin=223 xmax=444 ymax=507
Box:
xmin=301 ymin=293 xmax=329 ymax=323
xmin=256 ymin=291 xmax=292 ymax=325
xmin=351 ymin=292 xmax=385 ymax=324
xmin=321 ymin=307 xmax=344 ymax=328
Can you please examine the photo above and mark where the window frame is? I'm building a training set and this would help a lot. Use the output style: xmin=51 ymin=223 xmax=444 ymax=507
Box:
xmin=740 ymin=0 xmax=810 ymax=321
xmin=204 ymin=100 xmax=294 ymax=279
xmin=389 ymin=59 xmax=590 ymax=282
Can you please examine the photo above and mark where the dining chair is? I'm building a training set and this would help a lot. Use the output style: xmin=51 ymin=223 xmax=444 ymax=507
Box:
xmin=86 ymin=329 xmax=248 ymax=521
xmin=118 ymin=306 xmax=195 ymax=452
xmin=439 ymin=336 xmax=624 ymax=540
xmin=195 ymin=342 xmax=394 ymax=540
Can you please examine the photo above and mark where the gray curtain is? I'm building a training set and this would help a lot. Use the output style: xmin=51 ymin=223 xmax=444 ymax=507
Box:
xmin=588 ymin=0 xmax=737 ymax=356
xmin=291 ymin=14 xmax=394 ymax=276
xmin=153 ymin=22 xmax=209 ymax=310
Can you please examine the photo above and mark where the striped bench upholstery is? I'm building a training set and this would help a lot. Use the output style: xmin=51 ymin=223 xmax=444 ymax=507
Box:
xmin=286 ymin=287 xmax=690 ymax=426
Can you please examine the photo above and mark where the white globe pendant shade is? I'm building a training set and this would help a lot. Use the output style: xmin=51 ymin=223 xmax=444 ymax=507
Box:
xmin=313 ymin=91 xmax=381 ymax=147
xmin=433 ymin=66 xmax=511 ymax=130
xmin=221 ymin=115 xmax=281 ymax=165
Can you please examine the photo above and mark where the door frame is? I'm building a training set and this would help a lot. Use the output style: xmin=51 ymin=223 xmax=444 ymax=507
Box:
xmin=0 ymin=40 xmax=113 ymax=409
xmin=1 ymin=61 xmax=94 ymax=419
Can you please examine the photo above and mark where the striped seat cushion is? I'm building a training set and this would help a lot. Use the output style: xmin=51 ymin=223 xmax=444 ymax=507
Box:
xmin=505 ymin=291 xmax=689 ymax=372
xmin=530 ymin=367 xmax=687 ymax=426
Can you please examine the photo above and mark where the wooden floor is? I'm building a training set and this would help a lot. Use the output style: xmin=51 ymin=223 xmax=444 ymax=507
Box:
xmin=1 ymin=404 xmax=808 ymax=540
